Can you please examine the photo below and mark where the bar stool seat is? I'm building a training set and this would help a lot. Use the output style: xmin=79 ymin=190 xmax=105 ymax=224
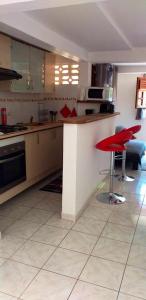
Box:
xmin=96 ymin=130 xmax=132 ymax=204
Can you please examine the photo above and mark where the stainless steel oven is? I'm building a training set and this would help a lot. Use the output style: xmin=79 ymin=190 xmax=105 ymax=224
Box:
xmin=0 ymin=141 xmax=26 ymax=193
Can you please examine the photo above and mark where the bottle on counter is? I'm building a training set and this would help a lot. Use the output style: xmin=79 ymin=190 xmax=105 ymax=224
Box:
xmin=1 ymin=108 xmax=7 ymax=125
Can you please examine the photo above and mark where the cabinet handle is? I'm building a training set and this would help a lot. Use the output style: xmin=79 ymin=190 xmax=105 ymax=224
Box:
xmin=37 ymin=133 xmax=39 ymax=144
xmin=30 ymin=79 xmax=34 ymax=90
xmin=26 ymin=80 xmax=30 ymax=90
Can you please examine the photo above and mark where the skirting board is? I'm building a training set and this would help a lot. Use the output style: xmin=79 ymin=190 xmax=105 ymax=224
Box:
xmin=61 ymin=178 xmax=107 ymax=222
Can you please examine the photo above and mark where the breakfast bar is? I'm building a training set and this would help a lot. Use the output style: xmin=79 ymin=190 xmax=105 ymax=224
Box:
xmin=62 ymin=112 xmax=119 ymax=221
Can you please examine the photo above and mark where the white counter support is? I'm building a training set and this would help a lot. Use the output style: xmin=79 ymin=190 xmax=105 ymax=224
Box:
xmin=62 ymin=116 xmax=117 ymax=221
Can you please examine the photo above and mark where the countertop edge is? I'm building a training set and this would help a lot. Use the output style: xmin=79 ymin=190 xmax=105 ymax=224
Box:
xmin=0 ymin=113 xmax=120 ymax=140
xmin=0 ymin=123 xmax=63 ymax=140
xmin=62 ymin=112 xmax=120 ymax=124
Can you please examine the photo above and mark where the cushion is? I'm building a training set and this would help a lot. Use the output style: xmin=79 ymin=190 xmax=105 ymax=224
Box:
xmin=115 ymin=125 xmax=145 ymax=169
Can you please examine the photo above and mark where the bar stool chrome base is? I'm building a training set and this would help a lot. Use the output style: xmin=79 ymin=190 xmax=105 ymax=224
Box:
xmin=116 ymin=150 xmax=135 ymax=182
xmin=109 ymin=192 xmax=126 ymax=204
xmin=118 ymin=175 xmax=135 ymax=182
xmin=96 ymin=192 xmax=126 ymax=204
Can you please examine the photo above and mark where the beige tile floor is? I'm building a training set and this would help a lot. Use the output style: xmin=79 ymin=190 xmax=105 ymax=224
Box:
xmin=0 ymin=171 xmax=146 ymax=299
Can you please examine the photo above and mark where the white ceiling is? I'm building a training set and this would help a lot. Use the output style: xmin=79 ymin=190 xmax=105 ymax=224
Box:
xmin=106 ymin=0 xmax=146 ymax=48
xmin=0 ymin=0 xmax=146 ymax=63
xmin=27 ymin=0 xmax=146 ymax=51
xmin=28 ymin=3 xmax=130 ymax=52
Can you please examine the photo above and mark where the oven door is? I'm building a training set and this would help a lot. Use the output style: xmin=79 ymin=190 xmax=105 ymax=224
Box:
xmin=0 ymin=150 xmax=26 ymax=193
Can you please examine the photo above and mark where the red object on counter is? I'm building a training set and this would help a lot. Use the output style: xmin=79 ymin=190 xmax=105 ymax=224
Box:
xmin=60 ymin=104 xmax=71 ymax=118
xmin=1 ymin=108 xmax=7 ymax=125
xmin=70 ymin=108 xmax=77 ymax=117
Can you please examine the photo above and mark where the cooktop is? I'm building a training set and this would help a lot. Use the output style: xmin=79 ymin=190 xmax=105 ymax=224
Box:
xmin=0 ymin=124 xmax=28 ymax=134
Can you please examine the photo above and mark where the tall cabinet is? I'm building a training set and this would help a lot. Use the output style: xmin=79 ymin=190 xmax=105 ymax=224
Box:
xmin=11 ymin=40 xmax=30 ymax=92
xmin=0 ymin=34 xmax=11 ymax=91
xmin=11 ymin=40 xmax=45 ymax=92
xmin=0 ymin=34 xmax=11 ymax=68
xmin=29 ymin=47 xmax=45 ymax=92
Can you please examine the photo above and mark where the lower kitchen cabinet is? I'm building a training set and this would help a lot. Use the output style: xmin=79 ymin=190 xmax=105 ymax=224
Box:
xmin=25 ymin=127 xmax=63 ymax=182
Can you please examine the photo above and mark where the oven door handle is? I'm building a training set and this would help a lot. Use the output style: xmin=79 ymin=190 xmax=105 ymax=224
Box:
xmin=0 ymin=152 xmax=25 ymax=164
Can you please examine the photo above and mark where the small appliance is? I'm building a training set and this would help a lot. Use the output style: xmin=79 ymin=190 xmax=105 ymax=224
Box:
xmin=0 ymin=140 xmax=26 ymax=193
xmin=85 ymin=109 xmax=95 ymax=115
xmin=99 ymin=103 xmax=114 ymax=114
xmin=85 ymin=86 xmax=113 ymax=101
xmin=0 ymin=124 xmax=28 ymax=134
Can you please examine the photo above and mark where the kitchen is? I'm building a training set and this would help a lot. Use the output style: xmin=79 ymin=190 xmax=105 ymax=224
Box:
xmin=0 ymin=32 xmax=117 ymax=225
xmin=1 ymin=2 xmax=146 ymax=300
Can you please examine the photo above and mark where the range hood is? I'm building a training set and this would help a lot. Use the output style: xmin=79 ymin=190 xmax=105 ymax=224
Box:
xmin=0 ymin=67 xmax=22 ymax=81
xmin=91 ymin=64 xmax=117 ymax=87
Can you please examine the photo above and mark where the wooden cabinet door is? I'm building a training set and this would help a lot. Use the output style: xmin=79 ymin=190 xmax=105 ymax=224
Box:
xmin=25 ymin=128 xmax=63 ymax=182
xmin=30 ymin=47 xmax=45 ymax=92
xmin=52 ymin=127 xmax=63 ymax=170
xmin=0 ymin=34 xmax=11 ymax=68
xmin=45 ymin=52 xmax=55 ymax=94
xmin=11 ymin=40 xmax=29 ymax=92
xmin=25 ymin=132 xmax=41 ymax=181
xmin=39 ymin=127 xmax=63 ymax=173
xmin=0 ymin=34 xmax=11 ymax=92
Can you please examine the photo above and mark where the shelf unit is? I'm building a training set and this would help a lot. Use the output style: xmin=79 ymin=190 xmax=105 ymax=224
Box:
xmin=77 ymin=100 xmax=110 ymax=104
xmin=136 ymin=77 xmax=146 ymax=108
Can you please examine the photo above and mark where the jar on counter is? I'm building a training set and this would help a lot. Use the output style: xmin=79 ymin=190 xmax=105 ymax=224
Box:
xmin=1 ymin=108 xmax=7 ymax=125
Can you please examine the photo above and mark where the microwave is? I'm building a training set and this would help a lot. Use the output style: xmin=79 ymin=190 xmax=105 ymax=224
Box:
xmin=86 ymin=86 xmax=113 ymax=101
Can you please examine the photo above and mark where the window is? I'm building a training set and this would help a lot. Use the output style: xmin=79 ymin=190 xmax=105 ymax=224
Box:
xmin=54 ymin=64 xmax=79 ymax=85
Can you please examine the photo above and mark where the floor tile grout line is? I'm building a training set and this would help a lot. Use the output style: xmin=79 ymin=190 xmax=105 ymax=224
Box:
xmin=2 ymin=198 xmax=140 ymax=298
xmin=66 ymin=279 xmax=78 ymax=300
xmin=66 ymin=223 xmax=107 ymax=299
xmin=18 ymin=201 xmax=106 ymax=299
xmin=2 ymin=196 xmax=61 ymax=238
xmin=116 ymin=189 xmax=145 ymax=300
xmin=76 ymin=278 xmax=120 ymax=293
xmin=16 ymin=204 xmax=79 ymax=299
xmin=66 ymin=212 xmax=111 ymax=299
xmin=2 ymin=209 xmax=59 ymax=263
xmin=0 ymin=289 xmax=21 ymax=299
xmin=1 ymin=178 xmax=146 ymax=299
xmin=119 ymin=291 xmax=145 ymax=300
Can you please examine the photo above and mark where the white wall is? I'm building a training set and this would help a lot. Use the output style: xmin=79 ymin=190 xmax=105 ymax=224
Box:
xmin=0 ymin=58 xmax=94 ymax=123
xmin=62 ymin=116 xmax=117 ymax=221
xmin=116 ymin=71 xmax=146 ymax=141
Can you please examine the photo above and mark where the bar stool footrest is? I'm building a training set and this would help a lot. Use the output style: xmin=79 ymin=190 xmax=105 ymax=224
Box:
xmin=118 ymin=175 xmax=135 ymax=182
xmin=109 ymin=192 xmax=126 ymax=204
xmin=96 ymin=192 xmax=126 ymax=205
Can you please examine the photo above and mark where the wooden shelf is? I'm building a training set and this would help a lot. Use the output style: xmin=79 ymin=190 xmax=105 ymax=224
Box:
xmin=62 ymin=112 xmax=120 ymax=124
xmin=77 ymin=100 xmax=110 ymax=104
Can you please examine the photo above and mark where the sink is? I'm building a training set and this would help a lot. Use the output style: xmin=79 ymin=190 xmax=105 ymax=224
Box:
xmin=25 ymin=122 xmax=44 ymax=126
xmin=26 ymin=120 xmax=63 ymax=127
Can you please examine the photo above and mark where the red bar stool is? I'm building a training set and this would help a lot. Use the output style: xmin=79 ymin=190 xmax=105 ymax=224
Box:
xmin=95 ymin=130 xmax=132 ymax=204
xmin=117 ymin=125 xmax=141 ymax=182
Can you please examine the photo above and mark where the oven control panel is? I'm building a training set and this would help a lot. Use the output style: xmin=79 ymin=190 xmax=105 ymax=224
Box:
xmin=0 ymin=141 xmax=25 ymax=158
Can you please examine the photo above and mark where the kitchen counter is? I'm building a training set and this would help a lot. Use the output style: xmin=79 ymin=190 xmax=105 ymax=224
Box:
xmin=62 ymin=111 xmax=120 ymax=221
xmin=62 ymin=112 xmax=120 ymax=124
xmin=0 ymin=113 xmax=119 ymax=140
xmin=0 ymin=121 xmax=63 ymax=140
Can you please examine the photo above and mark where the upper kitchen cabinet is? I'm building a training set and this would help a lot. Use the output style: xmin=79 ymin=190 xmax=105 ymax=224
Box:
xmin=11 ymin=40 xmax=30 ymax=92
xmin=0 ymin=34 xmax=11 ymax=68
xmin=11 ymin=40 xmax=45 ymax=92
xmin=45 ymin=52 xmax=55 ymax=94
xmin=29 ymin=47 xmax=45 ymax=92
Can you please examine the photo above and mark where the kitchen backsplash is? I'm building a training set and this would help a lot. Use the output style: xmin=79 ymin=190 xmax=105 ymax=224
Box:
xmin=0 ymin=92 xmax=100 ymax=124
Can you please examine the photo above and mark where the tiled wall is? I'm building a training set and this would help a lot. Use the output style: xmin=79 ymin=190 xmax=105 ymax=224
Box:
xmin=0 ymin=92 xmax=100 ymax=124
